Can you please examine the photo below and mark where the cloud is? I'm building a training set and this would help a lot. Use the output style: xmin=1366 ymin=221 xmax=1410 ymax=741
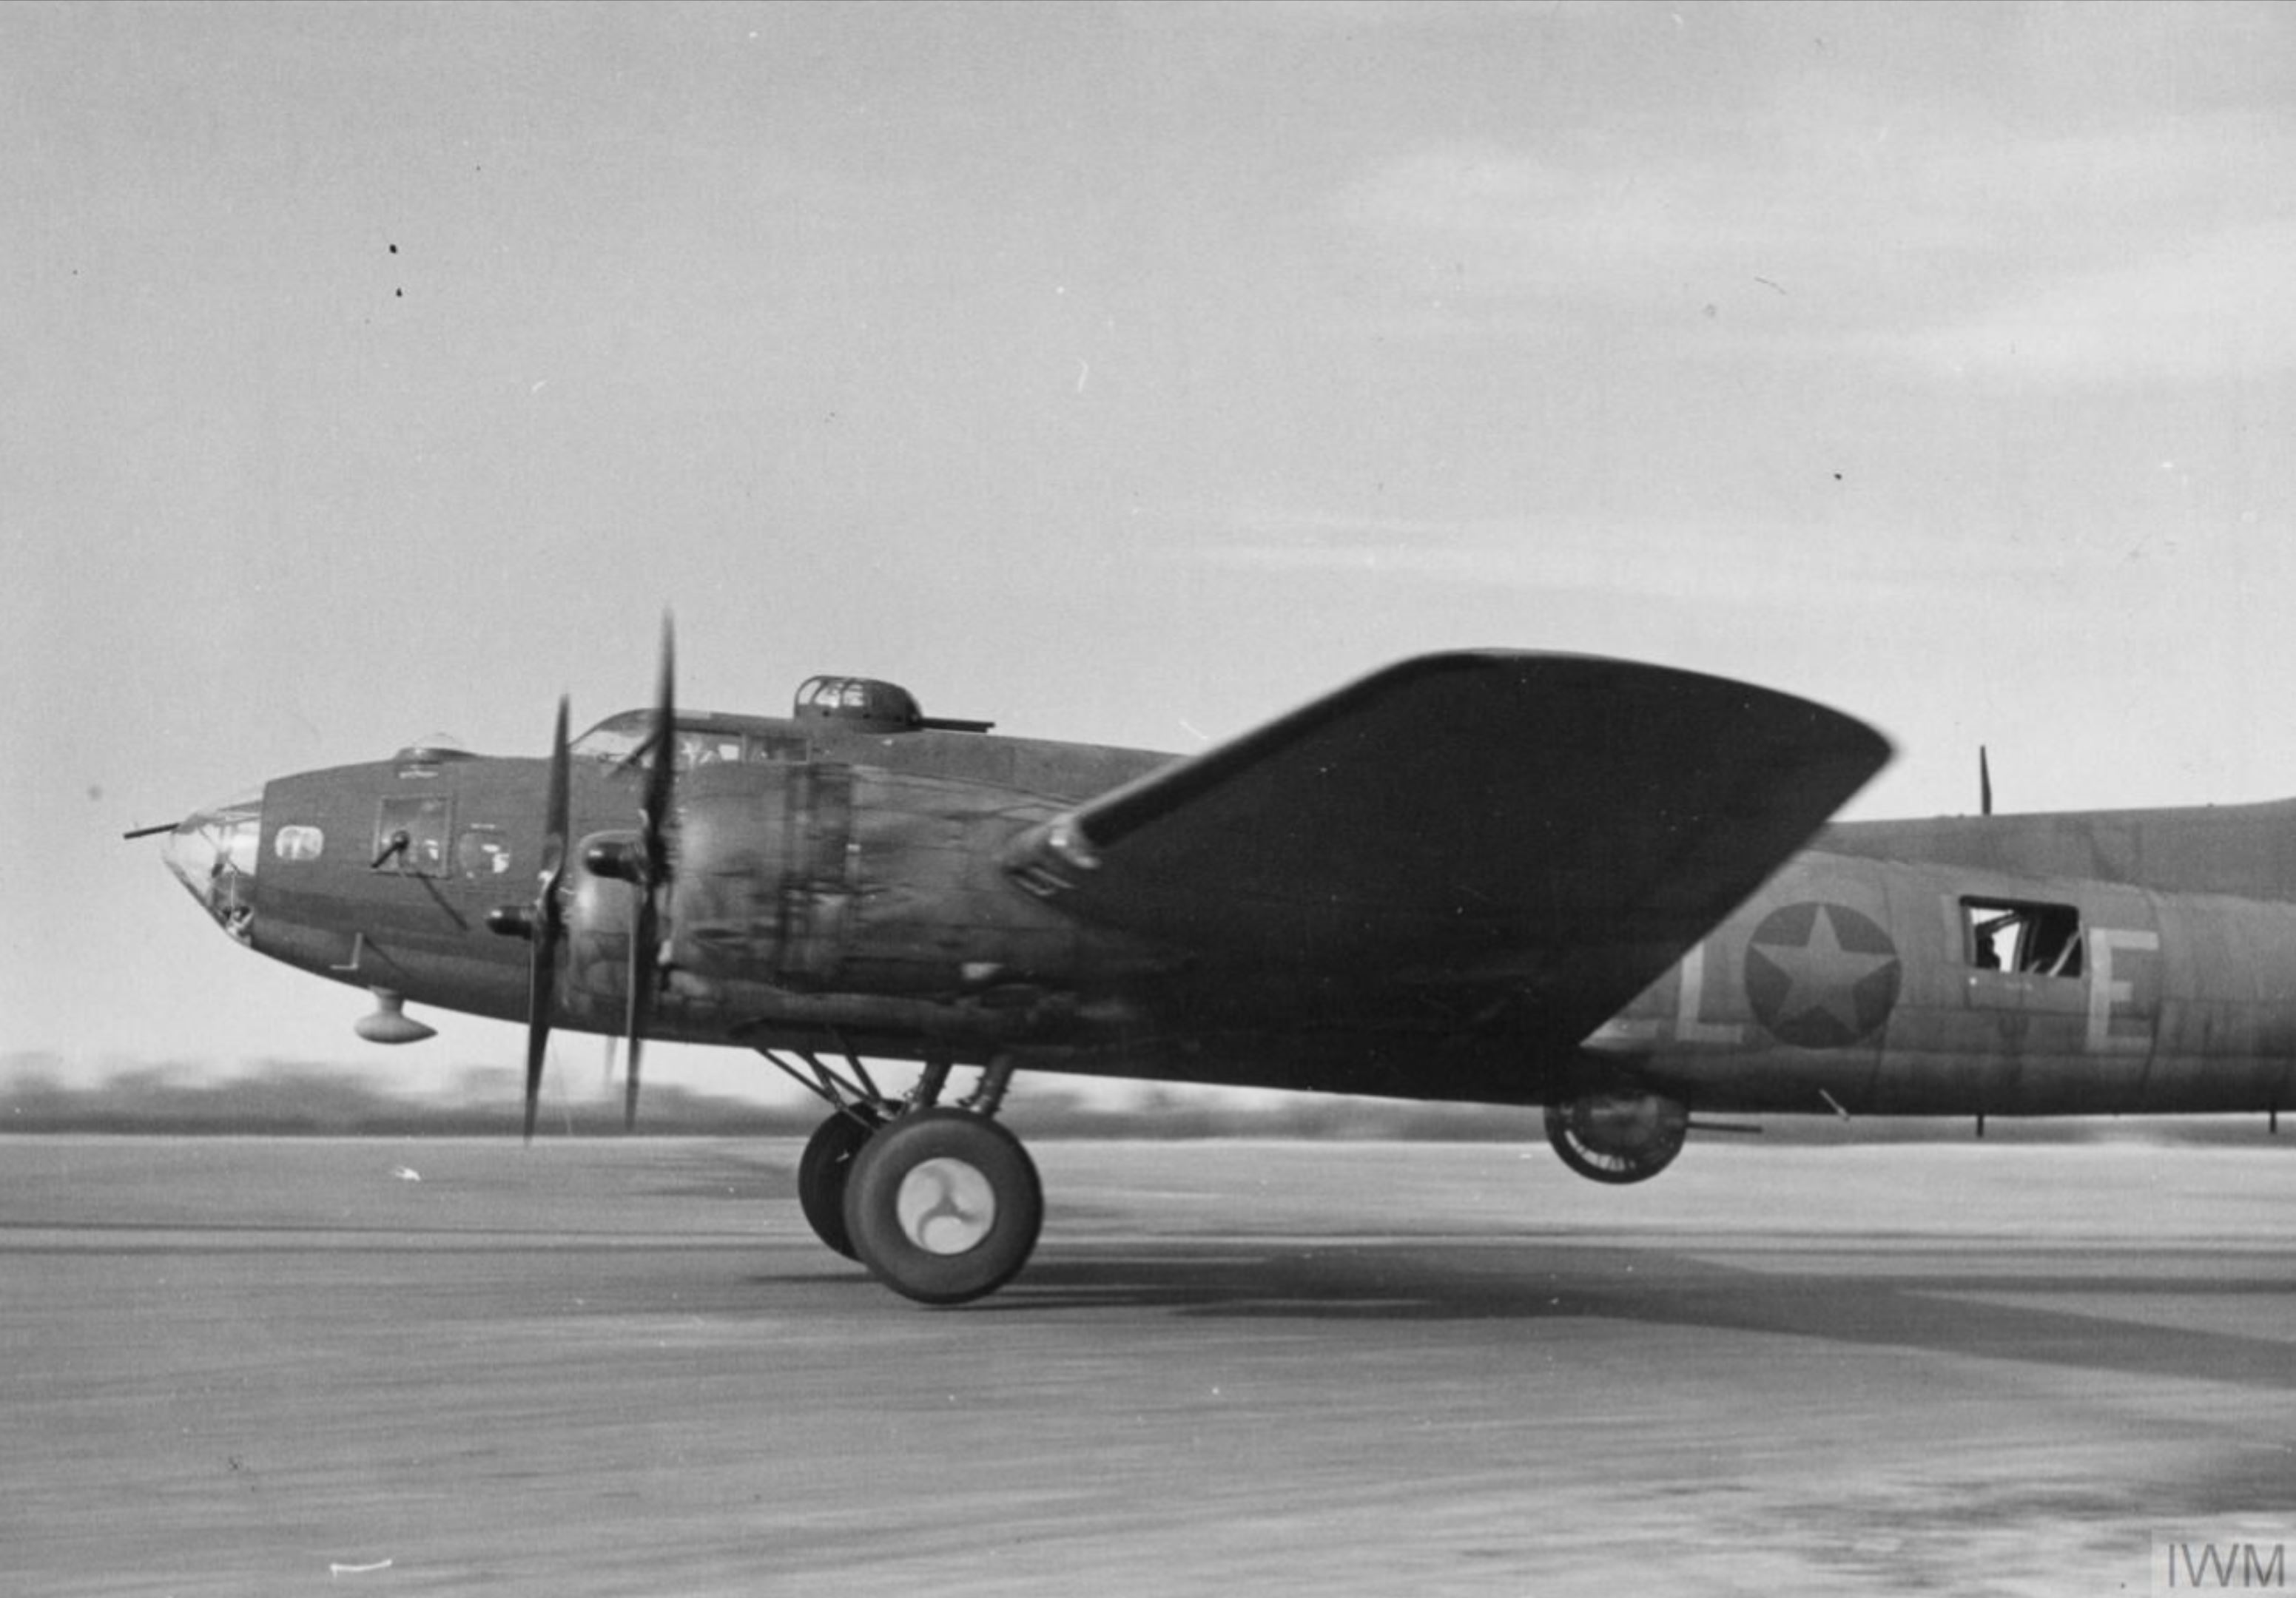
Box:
xmin=1336 ymin=141 xmax=1799 ymax=311
xmin=1154 ymin=0 xmax=1646 ymax=30
xmin=1333 ymin=106 xmax=2296 ymax=380
xmin=1179 ymin=505 xmax=2087 ymax=611
xmin=1869 ymin=220 xmax=2296 ymax=382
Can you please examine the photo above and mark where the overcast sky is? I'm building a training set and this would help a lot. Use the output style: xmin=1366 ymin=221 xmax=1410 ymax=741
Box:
xmin=6 ymin=1 xmax=2292 ymax=1090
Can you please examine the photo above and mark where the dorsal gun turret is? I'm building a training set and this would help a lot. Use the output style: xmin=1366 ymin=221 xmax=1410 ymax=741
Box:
xmin=792 ymin=675 xmax=993 ymax=735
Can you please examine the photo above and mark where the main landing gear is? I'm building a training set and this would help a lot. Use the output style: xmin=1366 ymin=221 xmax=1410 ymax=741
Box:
xmin=842 ymin=1108 xmax=1042 ymax=1306
xmin=795 ymin=1105 xmax=881 ymax=1261
xmin=769 ymin=1047 xmax=1043 ymax=1305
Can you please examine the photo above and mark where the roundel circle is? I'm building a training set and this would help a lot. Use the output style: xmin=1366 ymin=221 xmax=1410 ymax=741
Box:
xmin=1743 ymin=901 xmax=1902 ymax=1048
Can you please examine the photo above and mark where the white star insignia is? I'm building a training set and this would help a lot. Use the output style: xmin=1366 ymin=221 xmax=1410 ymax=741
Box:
xmin=1754 ymin=906 xmax=1897 ymax=1034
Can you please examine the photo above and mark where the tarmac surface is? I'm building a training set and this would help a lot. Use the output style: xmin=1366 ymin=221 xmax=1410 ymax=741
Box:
xmin=5 ymin=1134 xmax=2295 ymax=1596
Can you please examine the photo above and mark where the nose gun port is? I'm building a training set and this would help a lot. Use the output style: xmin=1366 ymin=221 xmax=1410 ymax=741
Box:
xmin=160 ymin=792 xmax=263 ymax=941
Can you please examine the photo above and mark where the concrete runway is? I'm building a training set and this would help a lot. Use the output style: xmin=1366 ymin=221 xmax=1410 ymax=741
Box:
xmin=5 ymin=1135 xmax=2293 ymax=1596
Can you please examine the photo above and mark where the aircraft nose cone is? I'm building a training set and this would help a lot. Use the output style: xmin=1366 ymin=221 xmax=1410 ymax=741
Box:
xmin=162 ymin=791 xmax=263 ymax=940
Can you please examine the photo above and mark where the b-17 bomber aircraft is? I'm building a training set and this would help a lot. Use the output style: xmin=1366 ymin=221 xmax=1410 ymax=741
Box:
xmin=140 ymin=626 xmax=2296 ymax=1304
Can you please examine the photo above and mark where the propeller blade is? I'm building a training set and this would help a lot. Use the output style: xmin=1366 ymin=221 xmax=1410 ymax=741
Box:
xmin=625 ymin=892 xmax=654 ymax=1130
xmin=522 ymin=945 xmax=552 ymax=1143
xmin=642 ymin=613 xmax=676 ymax=854
xmin=522 ymin=696 xmax=573 ymax=1144
xmin=625 ymin=616 xmax=676 ymax=1131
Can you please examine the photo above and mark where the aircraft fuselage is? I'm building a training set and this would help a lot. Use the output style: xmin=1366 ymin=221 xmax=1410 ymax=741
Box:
xmin=168 ymin=706 xmax=2296 ymax=1122
xmin=150 ymin=653 xmax=2296 ymax=1301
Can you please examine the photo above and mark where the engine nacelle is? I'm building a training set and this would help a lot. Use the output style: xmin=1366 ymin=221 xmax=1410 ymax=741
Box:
xmin=1544 ymin=1092 xmax=1689 ymax=1184
xmin=555 ymin=830 xmax=642 ymax=1022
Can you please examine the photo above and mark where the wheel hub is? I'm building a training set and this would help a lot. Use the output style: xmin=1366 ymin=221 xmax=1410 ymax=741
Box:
xmin=895 ymin=1158 xmax=997 ymax=1255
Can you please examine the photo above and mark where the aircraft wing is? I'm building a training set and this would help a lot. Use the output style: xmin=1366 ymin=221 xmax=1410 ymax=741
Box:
xmin=1005 ymin=651 xmax=1891 ymax=1048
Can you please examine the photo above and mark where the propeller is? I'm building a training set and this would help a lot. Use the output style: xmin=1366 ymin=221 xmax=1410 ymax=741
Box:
xmin=499 ymin=617 xmax=677 ymax=1135
xmin=624 ymin=616 xmax=677 ymax=1129
xmin=485 ymin=695 xmax=573 ymax=1144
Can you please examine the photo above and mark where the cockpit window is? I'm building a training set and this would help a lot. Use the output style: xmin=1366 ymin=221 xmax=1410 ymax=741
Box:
xmin=750 ymin=732 xmax=809 ymax=762
xmin=570 ymin=712 xmax=650 ymax=763
xmin=573 ymin=715 xmax=755 ymax=772
xmin=676 ymin=732 xmax=744 ymax=769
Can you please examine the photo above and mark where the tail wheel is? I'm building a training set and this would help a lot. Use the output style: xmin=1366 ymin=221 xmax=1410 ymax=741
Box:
xmin=1544 ymin=1093 xmax=1689 ymax=1184
xmin=842 ymin=1108 xmax=1042 ymax=1306
xmin=796 ymin=1108 xmax=882 ymax=1260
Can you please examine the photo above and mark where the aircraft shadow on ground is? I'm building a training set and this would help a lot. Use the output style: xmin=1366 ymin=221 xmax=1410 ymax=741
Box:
xmin=993 ymin=1241 xmax=2296 ymax=1392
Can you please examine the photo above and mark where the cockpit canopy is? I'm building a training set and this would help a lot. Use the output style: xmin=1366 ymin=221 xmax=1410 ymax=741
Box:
xmin=567 ymin=677 xmax=992 ymax=766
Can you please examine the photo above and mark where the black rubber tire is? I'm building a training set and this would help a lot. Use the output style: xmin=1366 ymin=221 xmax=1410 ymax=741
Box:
xmin=1543 ymin=1098 xmax=1686 ymax=1185
xmin=796 ymin=1109 xmax=881 ymax=1260
xmin=842 ymin=1109 xmax=1043 ymax=1306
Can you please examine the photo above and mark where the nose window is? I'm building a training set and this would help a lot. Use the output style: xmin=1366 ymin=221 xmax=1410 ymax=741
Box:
xmin=163 ymin=794 xmax=263 ymax=940
xmin=274 ymin=826 xmax=324 ymax=863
